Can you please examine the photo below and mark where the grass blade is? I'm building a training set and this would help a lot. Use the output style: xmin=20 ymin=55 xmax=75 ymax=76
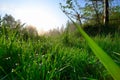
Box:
xmin=66 ymin=15 xmax=120 ymax=80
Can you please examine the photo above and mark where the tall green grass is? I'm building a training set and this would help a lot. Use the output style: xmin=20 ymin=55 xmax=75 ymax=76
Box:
xmin=0 ymin=22 xmax=120 ymax=79
xmin=66 ymin=15 xmax=120 ymax=80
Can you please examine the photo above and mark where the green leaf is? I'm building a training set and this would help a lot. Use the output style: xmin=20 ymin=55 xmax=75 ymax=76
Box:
xmin=66 ymin=15 xmax=120 ymax=80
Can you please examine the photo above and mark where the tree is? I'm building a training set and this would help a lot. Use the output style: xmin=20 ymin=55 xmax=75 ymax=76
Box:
xmin=60 ymin=0 xmax=105 ymax=25
xmin=46 ymin=27 xmax=60 ymax=36
xmin=104 ymin=0 xmax=109 ymax=26
xmin=2 ymin=14 xmax=17 ymax=28
xmin=0 ymin=14 xmax=25 ymax=38
xmin=0 ymin=14 xmax=24 ymax=31
xmin=24 ymin=25 xmax=38 ymax=39
xmin=60 ymin=0 xmax=120 ymax=35
xmin=83 ymin=0 xmax=103 ymax=25
xmin=60 ymin=0 xmax=116 ymax=29
xmin=60 ymin=0 xmax=83 ymax=25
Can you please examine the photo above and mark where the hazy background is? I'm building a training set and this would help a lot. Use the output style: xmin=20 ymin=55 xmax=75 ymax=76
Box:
xmin=0 ymin=0 xmax=69 ymax=34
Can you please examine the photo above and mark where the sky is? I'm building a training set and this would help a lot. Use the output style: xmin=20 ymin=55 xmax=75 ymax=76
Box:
xmin=0 ymin=0 xmax=69 ymax=34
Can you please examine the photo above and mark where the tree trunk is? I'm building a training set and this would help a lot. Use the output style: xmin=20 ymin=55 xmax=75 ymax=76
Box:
xmin=104 ymin=0 xmax=109 ymax=27
xmin=92 ymin=0 xmax=101 ymax=24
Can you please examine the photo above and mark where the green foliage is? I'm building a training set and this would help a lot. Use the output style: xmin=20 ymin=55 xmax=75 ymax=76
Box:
xmin=60 ymin=0 xmax=120 ymax=35
xmin=0 ymin=20 xmax=120 ymax=80
xmin=0 ymin=8 xmax=120 ymax=80
xmin=67 ymin=15 xmax=120 ymax=80
xmin=1 ymin=26 xmax=120 ymax=79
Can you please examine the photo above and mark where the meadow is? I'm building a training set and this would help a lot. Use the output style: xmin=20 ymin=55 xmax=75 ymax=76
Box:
xmin=0 ymin=23 xmax=120 ymax=80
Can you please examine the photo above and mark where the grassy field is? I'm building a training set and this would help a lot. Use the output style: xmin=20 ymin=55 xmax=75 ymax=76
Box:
xmin=0 ymin=26 xmax=120 ymax=80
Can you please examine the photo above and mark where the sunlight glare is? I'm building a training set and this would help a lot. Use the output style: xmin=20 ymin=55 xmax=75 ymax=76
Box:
xmin=14 ymin=6 xmax=64 ymax=34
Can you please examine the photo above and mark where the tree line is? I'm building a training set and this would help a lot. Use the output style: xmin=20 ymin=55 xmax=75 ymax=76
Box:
xmin=0 ymin=14 xmax=38 ymax=41
xmin=60 ymin=0 xmax=120 ymax=35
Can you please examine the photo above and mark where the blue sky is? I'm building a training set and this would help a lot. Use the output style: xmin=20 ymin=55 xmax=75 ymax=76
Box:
xmin=0 ymin=0 xmax=69 ymax=34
